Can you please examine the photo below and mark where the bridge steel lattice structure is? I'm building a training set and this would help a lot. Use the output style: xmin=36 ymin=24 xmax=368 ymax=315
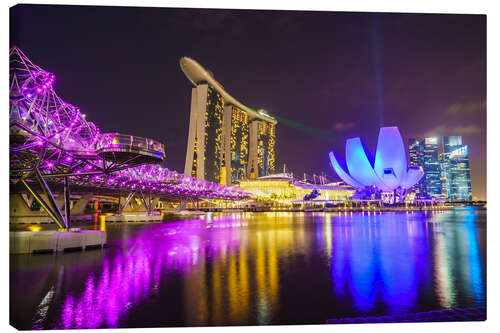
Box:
xmin=9 ymin=46 xmax=249 ymax=230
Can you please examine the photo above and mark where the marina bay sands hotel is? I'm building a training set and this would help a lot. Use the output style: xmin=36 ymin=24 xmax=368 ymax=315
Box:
xmin=180 ymin=57 xmax=277 ymax=185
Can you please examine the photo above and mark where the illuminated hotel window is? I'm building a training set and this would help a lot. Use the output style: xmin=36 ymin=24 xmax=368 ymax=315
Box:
xmin=407 ymin=138 xmax=426 ymax=197
xmin=256 ymin=121 xmax=276 ymax=177
xmin=191 ymin=136 xmax=198 ymax=177
xmin=204 ymin=85 xmax=225 ymax=182
xmin=230 ymin=106 xmax=249 ymax=183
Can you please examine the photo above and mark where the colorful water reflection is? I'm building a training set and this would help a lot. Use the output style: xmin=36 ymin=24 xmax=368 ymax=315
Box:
xmin=9 ymin=208 xmax=486 ymax=329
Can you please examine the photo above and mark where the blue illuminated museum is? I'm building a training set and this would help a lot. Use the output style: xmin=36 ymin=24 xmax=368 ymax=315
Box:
xmin=329 ymin=127 xmax=424 ymax=203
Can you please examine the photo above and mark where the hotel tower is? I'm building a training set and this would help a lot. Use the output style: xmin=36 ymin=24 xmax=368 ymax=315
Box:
xmin=180 ymin=57 xmax=277 ymax=185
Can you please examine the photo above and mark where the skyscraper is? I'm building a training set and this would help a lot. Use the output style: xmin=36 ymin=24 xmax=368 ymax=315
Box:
xmin=439 ymin=152 xmax=448 ymax=198
xmin=423 ymin=137 xmax=442 ymax=196
xmin=248 ymin=119 xmax=276 ymax=178
xmin=225 ymin=105 xmax=249 ymax=183
xmin=181 ymin=57 xmax=277 ymax=184
xmin=443 ymin=136 xmax=472 ymax=201
xmin=407 ymin=138 xmax=426 ymax=197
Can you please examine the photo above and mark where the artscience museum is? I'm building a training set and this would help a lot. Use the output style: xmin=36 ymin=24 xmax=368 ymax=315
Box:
xmin=329 ymin=127 xmax=424 ymax=203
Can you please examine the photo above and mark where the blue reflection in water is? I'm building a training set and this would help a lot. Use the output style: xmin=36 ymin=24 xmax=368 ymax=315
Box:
xmin=462 ymin=207 xmax=485 ymax=304
xmin=378 ymin=213 xmax=421 ymax=313
xmin=329 ymin=209 xmax=485 ymax=315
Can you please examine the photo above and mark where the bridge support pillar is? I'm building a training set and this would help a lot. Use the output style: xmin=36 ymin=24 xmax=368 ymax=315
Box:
xmin=137 ymin=190 xmax=160 ymax=216
xmin=71 ymin=194 xmax=93 ymax=215
xmin=176 ymin=200 xmax=187 ymax=212
xmin=118 ymin=191 xmax=136 ymax=215
xmin=19 ymin=168 xmax=70 ymax=230
xmin=151 ymin=197 xmax=160 ymax=213
xmin=64 ymin=176 xmax=71 ymax=229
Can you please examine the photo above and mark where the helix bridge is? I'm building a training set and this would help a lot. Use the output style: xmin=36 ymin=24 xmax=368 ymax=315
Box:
xmin=9 ymin=46 xmax=249 ymax=230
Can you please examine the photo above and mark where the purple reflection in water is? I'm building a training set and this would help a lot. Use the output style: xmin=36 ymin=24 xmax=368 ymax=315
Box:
xmin=53 ymin=216 xmax=247 ymax=329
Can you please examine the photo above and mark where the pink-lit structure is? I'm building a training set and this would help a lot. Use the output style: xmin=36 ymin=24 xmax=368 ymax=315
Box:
xmin=9 ymin=46 xmax=249 ymax=229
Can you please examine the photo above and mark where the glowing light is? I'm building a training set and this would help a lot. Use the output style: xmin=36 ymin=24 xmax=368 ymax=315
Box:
xmin=425 ymin=137 xmax=438 ymax=144
xmin=28 ymin=225 xmax=42 ymax=232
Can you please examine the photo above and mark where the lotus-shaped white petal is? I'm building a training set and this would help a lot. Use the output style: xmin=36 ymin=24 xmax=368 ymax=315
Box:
xmin=328 ymin=151 xmax=364 ymax=189
xmin=329 ymin=127 xmax=424 ymax=191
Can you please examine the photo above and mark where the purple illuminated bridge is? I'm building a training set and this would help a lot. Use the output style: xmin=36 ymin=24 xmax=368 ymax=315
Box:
xmin=9 ymin=47 xmax=249 ymax=230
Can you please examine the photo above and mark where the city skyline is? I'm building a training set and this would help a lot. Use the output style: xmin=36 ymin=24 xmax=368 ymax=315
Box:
xmin=408 ymin=136 xmax=472 ymax=202
xmin=10 ymin=5 xmax=486 ymax=199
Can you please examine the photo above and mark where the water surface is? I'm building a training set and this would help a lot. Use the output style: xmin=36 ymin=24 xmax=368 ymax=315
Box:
xmin=10 ymin=207 xmax=486 ymax=329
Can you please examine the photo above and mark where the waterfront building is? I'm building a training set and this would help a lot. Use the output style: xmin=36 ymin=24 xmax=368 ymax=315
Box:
xmin=442 ymin=136 xmax=472 ymax=201
xmin=407 ymin=138 xmax=426 ymax=197
xmin=329 ymin=127 xmax=424 ymax=203
xmin=180 ymin=57 xmax=277 ymax=184
xmin=238 ymin=173 xmax=354 ymax=202
xmin=439 ymin=153 xmax=448 ymax=198
xmin=248 ymin=119 xmax=276 ymax=179
xmin=227 ymin=105 xmax=249 ymax=181
xmin=423 ymin=137 xmax=442 ymax=196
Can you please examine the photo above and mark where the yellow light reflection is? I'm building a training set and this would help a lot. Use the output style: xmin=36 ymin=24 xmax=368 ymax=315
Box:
xmin=99 ymin=215 xmax=107 ymax=231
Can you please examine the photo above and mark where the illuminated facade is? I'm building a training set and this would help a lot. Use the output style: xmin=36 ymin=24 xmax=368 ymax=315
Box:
xmin=226 ymin=105 xmax=250 ymax=183
xmin=423 ymin=137 xmax=442 ymax=196
xmin=407 ymin=135 xmax=472 ymax=201
xmin=238 ymin=174 xmax=354 ymax=201
xmin=181 ymin=57 xmax=277 ymax=184
xmin=248 ymin=120 xmax=276 ymax=179
xmin=205 ymin=86 xmax=225 ymax=181
xmin=439 ymin=153 xmax=448 ymax=197
xmin=442 ymin=136 xmax=472 ymax=201
xmin=408 ymin=139 xmax=426 ymax=197
xmin=329 ymin=127 xmax=424 ymax=203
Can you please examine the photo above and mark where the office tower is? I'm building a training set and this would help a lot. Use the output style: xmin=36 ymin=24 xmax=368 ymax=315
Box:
xmin=439 ymin=153 xmax=448 ymax=197
xmin=443 ymin=136 xmax=472 ymax=201
xmin=408 ymin=138 xmax=426 ymax=197
xmin=423 ymin=137 xmax=442 ymax=196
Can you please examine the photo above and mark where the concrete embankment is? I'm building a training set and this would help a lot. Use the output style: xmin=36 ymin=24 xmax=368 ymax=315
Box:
xmin=10 ymin=230 xmax=106 ymax=254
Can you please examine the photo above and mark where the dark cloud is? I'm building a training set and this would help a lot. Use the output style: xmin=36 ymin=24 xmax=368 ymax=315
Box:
xmin=332 ymin=122 xmax=356 ymax=132
xmin=446 ymin=100 xmax=486 ymax=114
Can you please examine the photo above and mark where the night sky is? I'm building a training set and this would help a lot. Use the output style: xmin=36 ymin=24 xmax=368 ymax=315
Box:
xmin=10 ymin=5 xmax=486 ymax=199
